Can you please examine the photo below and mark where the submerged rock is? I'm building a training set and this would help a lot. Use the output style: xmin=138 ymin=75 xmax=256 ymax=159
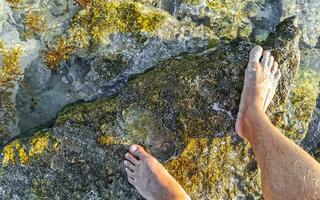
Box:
xmin=11 ymin=0 xmax=214 ymax=137
xmin=0 ymin=17 xmax=300 ymax=199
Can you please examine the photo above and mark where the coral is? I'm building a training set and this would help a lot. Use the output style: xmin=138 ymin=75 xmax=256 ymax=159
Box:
xmin=23 ymin=11 xmax=47 ymax=39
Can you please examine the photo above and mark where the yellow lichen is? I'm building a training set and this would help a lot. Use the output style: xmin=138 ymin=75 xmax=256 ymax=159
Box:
xmin=0 ymin=41 xmax=4 ymax=50
xmin=15 ymin=142 xmax=29 ymax=165
xmin=206 ymin=0 xmax=256 ymax=39
xmin=166 ymin=136 xmax=260 ymax=199
xmin=182 ymin=0 xmax=200 ymax=5
xmin=44 ymin=1 xmax=166 ymax=69
xmin=29 ymin=134 xmax=49 ymax=157
xmin=74 ymin=1 xmax=166 ymax=42
xmin=1 ymin=132 xmax=56 ymax=166
xmin=97 ymin=135 xmax=126 ymax=146
xmin=0 ymin=46 xmax=22 ymax=89
xmin=67 ymin=27 xmax=90 ymax=49
xmin=269 ymin=69 xmax=320 ymax=141
xmin=23 ymin=11 xmax=47 ymax=39
xmin=2 ymin=142 xmax=16 ymax=165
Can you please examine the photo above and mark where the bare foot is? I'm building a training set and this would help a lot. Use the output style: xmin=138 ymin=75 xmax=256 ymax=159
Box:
xmin=235 ymin=46 xmax=281 ymax=138
xmin=124 ymin=145 xmax=190 ymax=200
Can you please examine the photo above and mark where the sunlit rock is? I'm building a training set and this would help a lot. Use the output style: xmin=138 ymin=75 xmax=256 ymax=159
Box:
xmin=0 ymin=17 xmax=301 ymax=199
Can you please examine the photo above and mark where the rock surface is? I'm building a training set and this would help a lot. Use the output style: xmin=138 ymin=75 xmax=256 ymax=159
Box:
xmin=0 ymin=0 xmax=320 ymax=199
xmin=0 ymin=17 xmax=301 ymax=199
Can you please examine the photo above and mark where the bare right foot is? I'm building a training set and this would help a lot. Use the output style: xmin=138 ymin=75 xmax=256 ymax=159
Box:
xmin=236 ymin=46 xmax=281 ymax=139
xmin=124 ymin=145 xmax=190 ymax=200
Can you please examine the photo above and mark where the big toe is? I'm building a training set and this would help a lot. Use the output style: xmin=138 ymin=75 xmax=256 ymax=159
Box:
xmin=249 ymin=45 xmax=263 ymax=64
xmin=129 ymin=144 xmax=149 ymax=160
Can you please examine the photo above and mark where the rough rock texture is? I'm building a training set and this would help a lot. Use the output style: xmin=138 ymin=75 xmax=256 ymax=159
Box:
xmin=0 ymin=0 xmax=290 ymax=143
xmin=303 ymin=91 xmax=320 ymax=156
xmin=0 ymin=0 xmax=215 ymax=141
xmin=0 ymin=17 xmax=300 ymax=199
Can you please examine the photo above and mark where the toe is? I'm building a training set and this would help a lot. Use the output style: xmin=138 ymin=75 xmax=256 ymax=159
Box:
xmin=274 ymin=69 xmax=281 ymax=81
xmin=125 ymin=167 xmax=135 ymax=177
xmin=261 ymin=50 xmax=270 ymax=69
xmin=124 ymin=160 xmax=136 ymax=171
xmin=249 ymin=46 xmax=263 ymax=64
xmin=127 ymin=176 xmax=135 ymax=185
xmin=246 ymin=61 xmax=262 ymax=74
xmin=271 ymin=61 xmax=278 ymax=74
xmin=125 ymin=152 xmax=139 ymax=165
xmin=129 ymin=144 xmax=149 ymax=160
xmin=267 ymin=56 xmax=274 ymax=70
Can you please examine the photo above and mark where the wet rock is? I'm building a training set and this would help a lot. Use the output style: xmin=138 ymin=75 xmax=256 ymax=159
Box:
xmin=296 ymin=0 xmax=320 ymax=48
xmin=303 ymin=89 xmax=320 ymax=154
xmin=0 ymin=17 xmax=300 ymax=199
xmin=10 ymin=0 xmax=214 ymax=137
xmin=176 ymin=0 xmax=282 ymax=42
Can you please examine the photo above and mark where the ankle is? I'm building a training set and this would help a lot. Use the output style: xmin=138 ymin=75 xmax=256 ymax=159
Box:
xmin=238 ymin=106 xmax=266 ymax=139
xmin=248 ymin=106 xmax=265 ymax=119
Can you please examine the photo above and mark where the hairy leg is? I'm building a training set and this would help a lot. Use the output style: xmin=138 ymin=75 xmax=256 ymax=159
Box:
xmin=236 ymin=46 xmax=320 ymax=200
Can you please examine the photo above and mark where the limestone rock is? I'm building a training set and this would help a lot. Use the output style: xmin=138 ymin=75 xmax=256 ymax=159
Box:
xmin=0 ymin=17 xmax=300 ymax=199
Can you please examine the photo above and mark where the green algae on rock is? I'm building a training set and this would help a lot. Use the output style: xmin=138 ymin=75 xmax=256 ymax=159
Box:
xmin=23 ymin=10 xmax=47 ymax=39
xmin=1 ymin=131 xmax=58 ymax=166
xmin=0 ymin=43 xmax=23 ymax=142
xmin=0 ymin=17 xmax=300 ymax=199
xmin=44 ymin=1 xmax=167 ymax=68
xmin=269 ymin=69 xmax=320 ymax=142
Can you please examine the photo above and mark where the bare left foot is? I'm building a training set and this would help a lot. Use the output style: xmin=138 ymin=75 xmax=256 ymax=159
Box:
xmin=124 ymin=145 xmax=190 ymax=200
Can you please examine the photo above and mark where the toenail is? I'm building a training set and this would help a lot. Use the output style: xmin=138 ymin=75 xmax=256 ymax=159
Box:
xmin=124 ymin=160 xmax=127 ymax=165
xmin=125 ymin=153 xmax=129 ymax=158
xmin=129 ymin=145 xmax=137 ymax=152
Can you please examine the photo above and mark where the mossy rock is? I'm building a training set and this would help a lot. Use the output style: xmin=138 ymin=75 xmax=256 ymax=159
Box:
xmin=0 ymin=17 xmax=300 ymax=199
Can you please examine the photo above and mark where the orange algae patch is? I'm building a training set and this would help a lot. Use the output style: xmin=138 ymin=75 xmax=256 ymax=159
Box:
xmin=0 ymin=46 xmax=22 ymax=89
xmin=23 ymin=11 xmax=47 ymax=38
xmin=74 ymin=0 xmax=90 ymax=7
xmin=4 ymin=0 xmax=21 ymax=8
xmin=97 ymin=135 xmax=125 ymax=146
xmin=44 ymin=38 xmax=75 ymax=69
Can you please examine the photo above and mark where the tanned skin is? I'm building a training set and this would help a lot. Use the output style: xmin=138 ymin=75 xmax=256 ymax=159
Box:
xmin=123 ymin=46 xmax=320 ymax=200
